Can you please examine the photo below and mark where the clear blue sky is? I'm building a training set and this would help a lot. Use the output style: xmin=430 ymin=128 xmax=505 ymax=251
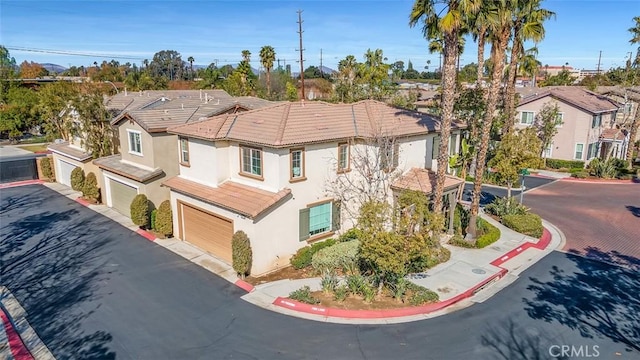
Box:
xmin=1 ymin=0 xmax=637 ymax=72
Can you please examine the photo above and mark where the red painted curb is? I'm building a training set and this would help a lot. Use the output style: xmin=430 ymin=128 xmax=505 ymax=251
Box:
xmin=528 ymin=174 xmax=560 ymax=180
xmin=235 ymin=279 xmax=255 ymax=292
xmin=0 ymin=307 xmax=35 ymax=360
xmin=560 ymin=178 xmax=635 ymax=184
xmin=136 ymin=229 xmax=157 ymax=242
xmin=0 ymin=180 xmax=44 ymax=189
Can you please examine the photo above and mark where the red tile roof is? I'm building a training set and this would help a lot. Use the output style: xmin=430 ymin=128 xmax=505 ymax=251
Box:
xmin=518 ymin=87 xmax=620 ymax=114
xmin=600 ymin=128 xmax=627 ymax=141
xmin=391 ymin=168 xmax=464 ymax=195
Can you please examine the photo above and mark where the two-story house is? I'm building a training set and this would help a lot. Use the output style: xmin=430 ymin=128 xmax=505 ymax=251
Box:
xmin=93 ymin=90 xmax=273 ymax=217
xmin=164 ymin=100 xmax=464 ymax=276
xmin=515 ymin=87 xmax=622 ymax=164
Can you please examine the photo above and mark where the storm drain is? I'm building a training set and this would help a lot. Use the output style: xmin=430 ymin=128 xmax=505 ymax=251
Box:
xmin=472 ymin=268 xmax=487 ymax=274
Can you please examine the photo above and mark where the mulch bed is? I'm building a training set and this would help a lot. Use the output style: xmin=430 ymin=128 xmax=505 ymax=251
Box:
xmin=310 ymin=291 xmax=426 ymax=310
xmin=245 ymin=266 xmax=317 ymax=285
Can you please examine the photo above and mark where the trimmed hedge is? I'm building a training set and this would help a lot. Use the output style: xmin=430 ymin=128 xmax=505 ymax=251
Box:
xmin=546 ymin=158 xmax=585 ymax=170
xmin=40 ymin=157 xmax=54 ymax=181
xmin=311 ymin=240 xmax=359 ymax=271
xmin=155 ymin=200 xmax=173 ymax=236
xmin=130 ymin=194 xmax=149 ymax=228
xmin=290 ymin=239 xmax=336 ymax=269
xmin=70 ymin=167 xmax=85 ymax=191
xmin=502 ymin=213 xmax=543 ymax=238
xmin=232 ymin=230 xmax=252 ymax=278
xmin=337 ymin=228 xmax=362 ymax=242
xmin=476 ymin=218 xmax=501 ymax=248
xmin=82 ymin=172 xmax=100 ymax=202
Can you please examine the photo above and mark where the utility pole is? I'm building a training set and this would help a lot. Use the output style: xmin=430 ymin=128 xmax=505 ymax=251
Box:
xmin=320 ymin=48 xmax=323 ymax=78
xmin=596 ymin=50 xmax=602 ymax=74
xmin=297 ymin=10 xmax=306 ymax=100
xmin=277 ymin=58 xmax=281 ymax=69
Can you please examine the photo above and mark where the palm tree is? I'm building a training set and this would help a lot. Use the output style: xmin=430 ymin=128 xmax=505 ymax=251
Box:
xmin=469 ymin=5 xmax=491 ymax=85
xmin=468 ymin=0 xmax=513 ymax=238
xmin=259 ymin=46 xmax=276 ymax=95
xmin=187 ymin=56 xmax=195 ymax=80
xmin=629 ymin=16 xmax=640 ymax=67
xmin=519 ymin=47 xmax=541 ymax=87
xmin=410 ymin=0 xmax=481 ymax=214
xmin=503 ymin=0 xmax=555 ymax=133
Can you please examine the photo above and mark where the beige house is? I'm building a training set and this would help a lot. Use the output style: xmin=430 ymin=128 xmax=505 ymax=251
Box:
xmin=515 ymin=87 xmax=623 ymax=163
xmin=165 ymin=100 xmax=464 ymax=276
xmin=93 ymin=90 xmax=273 ymax=217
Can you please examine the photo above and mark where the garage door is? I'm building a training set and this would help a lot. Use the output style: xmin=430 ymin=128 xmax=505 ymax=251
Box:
xmin=109 ymin=178 xmax=137 ymax=218
xmin=180 ymin=202 xmax=233 ymax=263
xmin=57 ymin=159 xmax=76 ymax=187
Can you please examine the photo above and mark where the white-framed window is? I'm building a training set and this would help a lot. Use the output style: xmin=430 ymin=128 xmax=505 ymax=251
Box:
xmin=520 ymin=111 xmax=534 ymax=125
xmin=128 ymin=130 xmax=142 ymax=155
xmin=290 ymin=148 xmax=305 ymax=180
xmin=624 ymin=103 xmax=633 ymax=115
xmin=180 ymin=138 xmax=189 ymax=165
xmin=298 ymin=201 xmax=340 ymax=241
xmin=574 ymin=143 xmax=584 ymax=160
xmin=555 ymin=113 xmax=564 ymax=128
xmin=543 ymin=142 xmax=553 ymax=158
xmin=337 ymin=143 xmax=350 ymax=173
xmin=241 ymin=146 xmax=262 ymax=177
xmin=380 ymin=138 xmax=399 ymax=171
xmin=591 ymin=114 xmax=602 ymax=128
xmin=587 ymin=142 xmax=599 ymax=160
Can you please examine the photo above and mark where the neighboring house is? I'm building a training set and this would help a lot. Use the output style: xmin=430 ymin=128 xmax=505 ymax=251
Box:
xmin=94 ymin=90 xmax=273 ymax=217
xmin=515 ymin=87 xmax=623 ymax=163
xmin=597 ymin=86 xmax=640 ymax=143
xmin=164 ymin=100 xmax=464 ymax=276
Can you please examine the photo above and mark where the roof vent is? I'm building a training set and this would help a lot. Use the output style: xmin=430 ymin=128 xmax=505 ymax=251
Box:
xmin=164 ymin=110 xmax=169 ymax=114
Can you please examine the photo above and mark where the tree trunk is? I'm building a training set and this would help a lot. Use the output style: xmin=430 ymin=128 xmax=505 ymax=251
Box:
xmin=266 ymin=69 xmax=271 ymax=95
xmin=432 ymin=32 xmax=459 ymax=214
xmin=503 ymin=34 xmax=522 ymax=134
xmin=507 ymin=181 xmax=512 ymax=199
xmin=627 ymin=105 xmax=640 ymax=169
xmin=469 ymin=29 xmax=511 ymax=239
xmin=476 ymin=28 xmax=486 ymax=86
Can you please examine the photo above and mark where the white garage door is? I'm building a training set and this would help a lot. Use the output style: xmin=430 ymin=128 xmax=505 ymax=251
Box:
xmin=57 ymin=159 xmax=76 ymax=187
xmin=108 ymin=178 xmax=137 ymax=218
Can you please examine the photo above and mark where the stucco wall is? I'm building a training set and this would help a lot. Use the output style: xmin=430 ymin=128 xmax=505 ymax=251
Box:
xmin=118 ymin=121 xmax=155 ymax=169
xmin=178 ymin=138 xmax=220 ymax=187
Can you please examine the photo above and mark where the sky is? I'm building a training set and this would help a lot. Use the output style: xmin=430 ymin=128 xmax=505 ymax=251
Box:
xmin=1 ymin=0 xmax=638 ymax=72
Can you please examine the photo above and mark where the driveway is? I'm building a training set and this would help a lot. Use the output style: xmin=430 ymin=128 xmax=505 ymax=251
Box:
xmin=461 ymin=175 xmax=556 ymax=204
xmin=524 ymin=180 xmax=640 ymax=264
xmin=1 ymin=185 xmax=638 ymax=359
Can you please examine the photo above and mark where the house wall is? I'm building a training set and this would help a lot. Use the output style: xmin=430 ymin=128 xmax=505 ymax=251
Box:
xmin=179 ymin=138 xmax=220 ymax=187
xmin=51 ymin=152 xmax=104 ymax=197
xmin=118 ymin=121 xmax=155 ymax=169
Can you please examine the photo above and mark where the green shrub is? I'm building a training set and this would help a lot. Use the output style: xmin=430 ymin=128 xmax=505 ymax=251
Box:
xmin=588 ymin=158 xmax=619 ymax=179
xmin=546 ymin=158 xmax=585 ymax=170
xmin=155 ymin=200 xmax=173 ymax=236
xmin=407 ymin=283 xmax=439 ymax=306
xmin=407 ymin=244 xmax=451 ymax=272
xmin=333 ymin=284 xmax=350 ymax=302
xmin=130 ymin=194 xmax=149 ymax=228
xmin=476 ymin=218 xmax=501 ymax=248
xmin=502 ymin=213 xmax=543 ymax=238
xmin=289 ymin=286 xmax=320 ymax=305
xmin=571 ymin=171 xmax=588 ymax=179
xmin=319 ymin=269 xmax=338 ymax=293
xmin=449 ymin=233 xmax=475 ymax=248
xmin=232 ymin=230 xmax=252 ymax=278
xmin=453 ymin=204 xmax=470 ymax=235
xmin=40 ymin=157 xmax=54 ymax=181
xmin=345 ymin=274 xmax=368 ymax=295
xmin=70 ymin=167 xmax=85 ymax=191
xmin=82 ymin=172 xmax=100 ymax=203
xmin=485 ymin=196 xmax=529 ymax=218
xmin=338 ymin=228 xmax=362 ymax=242
xmin=290 ymin=239 xmax=337 ymax=269
xmin=150 ymin=209 xmax=157 ymax=230
xmin=311 ymin=240 xmax=360 ymax=272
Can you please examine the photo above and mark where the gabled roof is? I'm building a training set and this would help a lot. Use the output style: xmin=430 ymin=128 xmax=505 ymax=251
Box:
xmin=391 ymin=168 xmax=464 ymax=195
xmin=168 ymin=100 xmax=462 ymax=148
xmin=518 ymin=86 xmax=620 ymax=115
xmin=600 ymin=128 xmax=627 ymax=142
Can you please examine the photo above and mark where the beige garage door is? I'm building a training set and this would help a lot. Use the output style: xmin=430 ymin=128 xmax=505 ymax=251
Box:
xmin=180 ymin=202 xmax=233 ymax=263
xmin=109 ymin=178 xmax=137 ymax=218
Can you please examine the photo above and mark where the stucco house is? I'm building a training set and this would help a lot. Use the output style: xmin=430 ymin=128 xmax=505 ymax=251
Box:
xmin=515 ymin=87 xmax=624 ymax=163
xmin=164 ymin=100 xmax=464 ymax=276
xmin=93 ymin=90 xmax=273 ymax=217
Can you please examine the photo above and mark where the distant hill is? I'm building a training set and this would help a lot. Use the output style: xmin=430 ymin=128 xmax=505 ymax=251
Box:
xmin=319 ymin=66 xmax=336 ymax=75
xmin=40 ymin=63 xmax=67 ymax=74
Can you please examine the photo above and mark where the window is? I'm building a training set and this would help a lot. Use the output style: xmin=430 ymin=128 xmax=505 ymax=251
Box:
xmin=448 ymin=134 xmax=457 ymax=156
xmin=432 ymin=136 xmax=440 ymax=159
xmin=128 ymin=130 xmax=142 ymax=155
xmin=337 ymin=143 xmax=350 ymax=172
xmin=624 ymin=103 xmax=633 ymax=115
xmin=555 ymin=113 xmax=564 ymax=127
xmin=180 ymin=138 xmax=190 ymax=165
xmin=591 ymin=114 xmax=602 ymax=128
xmin=574 ymin=143 xmax=584 ymax=160
xmin=240 ymin=146 xmax=262 ymax=177
xmin=299 ymin=201 xmax=340 ymax=241
xmin=543 ymin=142 xmax=553 ymax=158
xmin=520 ymin=111 xmax=534 ymax=125
xmin=290 ymin=149 xmax=305 ymax=181
xmin=587 ymin=142 xmax=599 ymax=160
xmin=380 ymin=138 xmax=399 ymax=171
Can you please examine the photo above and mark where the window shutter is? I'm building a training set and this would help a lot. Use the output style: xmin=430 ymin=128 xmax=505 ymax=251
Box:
xmin=299 ymin=208 xmax=310 ymax=241
xmin=331 ymin=201 xmax=341 ymax=231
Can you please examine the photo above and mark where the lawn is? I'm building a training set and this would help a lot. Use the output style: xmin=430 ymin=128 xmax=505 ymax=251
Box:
xmin=18 ymin=144 xmax=49 ymax=153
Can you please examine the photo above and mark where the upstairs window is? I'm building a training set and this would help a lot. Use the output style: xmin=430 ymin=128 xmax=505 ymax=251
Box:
xmin=128 ymin=130 xmax=142 ymax=155
xmin=337 ymin=143 xmax=350 ymax=173
xmin=180 ymin=138 xmax=190 ymax=165
xmin=290 ymin=148 xmax=305 ymax=181
xmin=380 ymin=138 xmax=399 ymax=171
xmin=591 ymin=114 xmax=602 ymax=128
xmin=519 ymin=111 xmax=534 ymax=125
xmin=240 ymin=146 xmax=263 ymax=178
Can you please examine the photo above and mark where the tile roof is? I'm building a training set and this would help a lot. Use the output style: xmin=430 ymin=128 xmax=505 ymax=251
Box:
xmin=162 ymin=177 xmax=291 ymax=219
xmin=47 ymin=142 xmax=92 ymax=161
xmin=518 ymin=86 xmax=621 ymax=114
xmin=94 ymin=155 xmax=164 ymax=183
xmin=391 ymin=168 xmax=464 ymax=195
xmin=169 ymin=100 xmax=461 ymax=148
xmin=600 ymin=128 xmax=627 ymax=142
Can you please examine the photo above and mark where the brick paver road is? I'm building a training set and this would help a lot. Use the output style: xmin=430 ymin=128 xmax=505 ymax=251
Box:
xmin=524 ymin=180 xmax=640 ymax=267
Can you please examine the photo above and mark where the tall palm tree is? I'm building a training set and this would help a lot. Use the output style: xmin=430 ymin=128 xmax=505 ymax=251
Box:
xmin=468 ymin=0 xmax=513 ymax=238
xmin=410 ymin=0 xmax=481 ymax=214
xmin=503 ymin=0 xmax=555 ymax=133
xmin=470 ymin=5 xmax=491 ymax=85
xmin=187 ymin=56 xmax=195 ymax=80
xmin=519 ymin=47 xmax=541 ymax=87
xmin=629 ymin=16 xmax=640 ymax=67
xmin=259 ymin=46 xmax=276 ymax=95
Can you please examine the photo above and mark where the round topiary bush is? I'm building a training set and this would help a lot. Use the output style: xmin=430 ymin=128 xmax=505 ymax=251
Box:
xmin=40 ymin=157 xmax=54 ymax=181
xmin=82 ymin=172 xmax=100 ymax=203
xmin=232 ymin=230 xmax=252 ymax=278
xmin=130 ymin=194 xmax=149 ymax=228
xmin=70 ymin=167 xmax=85 ymax=191
xmin=155 ymin=200 xmax=173 ymax=236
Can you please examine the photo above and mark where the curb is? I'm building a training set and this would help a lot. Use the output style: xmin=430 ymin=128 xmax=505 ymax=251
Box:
xmin=0 ymin=307 xmax=34 ymax=360
xmin=0 ymin=180 xmax=44 ymax=190
xmin=74 ymin=197 xmax=90 ymax=206
xmin=560 ymin=178 xmax=637 ymax=185
xmin=136 ymin=229 xmax=157 ymax=242
xmin=273 ymin=226 xmax=553 ymax=320
xmin=234 ymin=279 xmax=255 ymax=292
xmin=528 ymin=174 xmax=564 ymax=180
xmin=464 ymin=180 xmax=524 ymax=191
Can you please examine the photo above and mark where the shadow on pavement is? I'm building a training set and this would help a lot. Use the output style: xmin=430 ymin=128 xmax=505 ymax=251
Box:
xmin=524 ymin=250 xmax=640 ymax=354
xmin=480 ymin=318 xmax=568 ymax=360
xmin=625 ymin=205 xmax=640 ymax=218
xmin=1 ymin=186 xmax=116 ymax=359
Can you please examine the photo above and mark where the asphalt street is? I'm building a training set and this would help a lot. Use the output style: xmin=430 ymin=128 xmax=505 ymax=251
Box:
xmin=461 ymin=175 xmax=556 ymax=204
xmin=1 ymin=185 xmax=638 ymax=360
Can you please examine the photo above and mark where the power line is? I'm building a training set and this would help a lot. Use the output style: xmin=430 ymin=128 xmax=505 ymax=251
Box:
xmin=6 ymin=46 xmax=146 ymax=60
